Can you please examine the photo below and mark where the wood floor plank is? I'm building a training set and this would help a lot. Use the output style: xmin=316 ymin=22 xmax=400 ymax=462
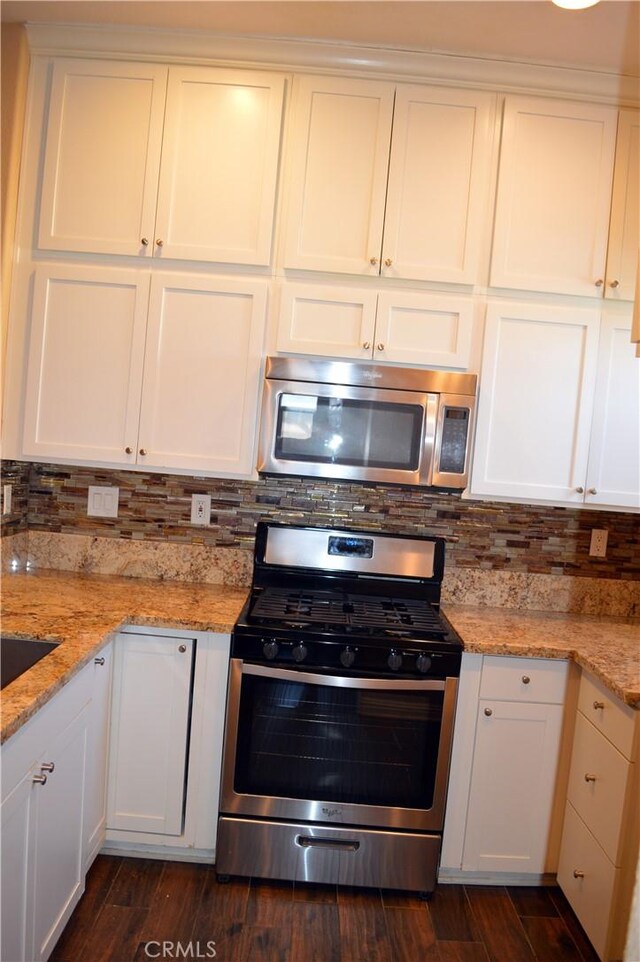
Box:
xmin=291 ymin=902 xmax=341 ymax=962
xmin=463 ymin=886 xmax=536 ymax=962
xmin=338 ymin=887 xmax=391 ymax=962
xmin=548 ymin=888 xmax=601 ymax=962
xmin=430 ymin=885 xmax=478 ymax=942
xmin=138 ymin=860 xmax=209 ymax=944
xmin=195 ymin=920 xmax=246 ymax=962
xmin=50 ymin=855 xmax=122 ymax=960
xmin=66 ymin=904 xmax=147 ymax=962
xmin=437 ymin=941 xmax=491 ymax=962
xmin=246 ymin=878 xmax=295 ymax=928
xmin=521 ymin=916 xmax=584 ymax=962
xmin=107 ymin=857 xmax=165 ymax=908
xmin=293 ymin=881 xmax=338 ymax=903
xmin=384 ymin=906 xmax=440 ymax=962
xmin=197 ymin=870 xmax=250 ymax=925
xmin=241 ymin=924 xmax=291 ymax=962
xmin=380 ymin=888 xmax=427 ymax=909
xmin=507 ymin=885 xmax=560 ymax=918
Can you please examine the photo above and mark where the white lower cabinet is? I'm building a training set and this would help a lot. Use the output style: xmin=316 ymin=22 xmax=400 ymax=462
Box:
xmin=0 ymin=661 xmax=93 ymax=962
xmin=83 ymin=644 xmax=114 ymax=870
xmin=441 ymin=654 xmax=569 ymax=882
xmin=557 ymin=671 xmax=639 ymax=961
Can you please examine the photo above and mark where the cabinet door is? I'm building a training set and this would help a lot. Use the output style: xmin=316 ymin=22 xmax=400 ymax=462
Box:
xmin=471 ymin=300 xmax=600 ymax=503
xmin=283 ymin=75 xmax=394 ymax=274
xmin=490 ymin=96 xmax=617 ymax=297
xmin=585 ymin=312 xmax=640 ymax=508
xmin=154 ymin=66 xmax=285 ymax=265
xmin=106 ymin=634 xmax=195 ymax=836
xmin=83 ymin=645 xmax=113 ymax=871
xmin=1 ymin=771 xmax=34 ymax=962
xmin=462 ymin=699 xmax=565 ymax=874
xmin=375 ymin=291 xmax=474 ymax=368
xmin=31 ymin=705 xmax=89 ymax=962
xmin=22 ymin=264 xmax=149 ymax=464
xmin=383 ymin=85 xmax=495 ymax=284
xmin=137 ymin=273 xmax=267 ymax=474
xmin=605 ymin=109 xmax=639 ymax=300
xmin=38 ymin=59 xmax=167 ymax=257
xmin=276 ymin=283 xmax=377 ymax=358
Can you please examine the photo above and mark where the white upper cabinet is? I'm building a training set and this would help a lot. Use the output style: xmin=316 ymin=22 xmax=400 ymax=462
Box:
xmin=38 ymin=59 xmax=285 ymax=265
xmin=276 ymin=283 xmax=378 ymax=359
xmin=605 ymin=109 xmax=639 ymax=301
xmin=283 ymin=75 xmax=495 ymax=283
xmin=471 ymin=300 xmax=601 ymax=504
xmin=490 ymin=96 xmax=618 ymax=297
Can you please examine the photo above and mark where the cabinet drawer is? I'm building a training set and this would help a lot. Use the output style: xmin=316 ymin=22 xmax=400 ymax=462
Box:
xmin=557 ymin=801 xmax=617 ymax=961
xmin=567 ymin=711 xmax=630 ymax=865
xmin=578 ymin=672 xmax=635 ymax=759
xmin=479 ymin=656 xmax=568 ymax=704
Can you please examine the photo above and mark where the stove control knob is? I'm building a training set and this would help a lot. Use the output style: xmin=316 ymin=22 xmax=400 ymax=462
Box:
xmin=388 ymin=650 xmax=403 ymax=671
xmin=340 ymin=647 xmax=356 ymax=668
xmin=292 ymin=642 xmax=308 ymax=663
xmin=416 ymin=654 xmax=432 ymax=674
xmin=263 ymin=640 xmax=279 ymax=660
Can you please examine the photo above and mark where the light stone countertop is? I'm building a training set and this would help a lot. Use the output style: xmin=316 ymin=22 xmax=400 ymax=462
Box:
xmin=1 ymin=570 xmax=639 ymax=745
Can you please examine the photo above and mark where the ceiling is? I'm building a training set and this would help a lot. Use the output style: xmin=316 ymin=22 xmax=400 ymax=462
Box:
xmin=1 ymin=1 xmax=639 ymax=77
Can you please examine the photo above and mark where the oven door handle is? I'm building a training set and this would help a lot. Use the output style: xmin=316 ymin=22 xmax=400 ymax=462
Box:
xmin=241 ymin=662 xmax=447 ymax=691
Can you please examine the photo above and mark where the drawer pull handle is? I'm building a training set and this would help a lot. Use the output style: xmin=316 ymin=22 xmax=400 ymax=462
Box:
xmin=584 ymin=773 xmax=597 ymax=783
xmin=484 ymin=707 xmax=493 ymax=717
xmin=33 ymin=774 xmax=47 ymax=785
xmin=296 ymin=836 xmax=360 ymax=853
xmin=94 ymin=656 xmax=105 ymax=666
xmin=521 ymin=675 xmax=531 ymax=685
xmin=593 ymin=700 xmax=605 ymax=711
xmin=573 ymin=870 xmax=585 ymax=879
xmin=40 ymin=762 xmax=55 ymax=773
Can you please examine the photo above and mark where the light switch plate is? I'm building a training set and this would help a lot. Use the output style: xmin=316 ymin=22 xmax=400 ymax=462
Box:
xmin=87 ymin=485 xmax=119 ymax=518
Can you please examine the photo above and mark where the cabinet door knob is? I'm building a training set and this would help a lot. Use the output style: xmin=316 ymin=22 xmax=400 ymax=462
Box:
xmin=384 ymin=258 xmax=393 ymax=267
xmin=178 ymin=644 xmax=187 ymax=653
xmin=594 ymin=279 xmax=604 ymax=287
xmin=484 ymin=707 xmax=493 ymax=717
xmin=575 ymin=486 xmax=584 ymax=494
xmin=376 ymin=343 xmax=385 ymax=352
xmin=588 ymin=488 xmax=597 ymax=495
xmin=139 ymin=448 xmax=147 ymax=456
xmin=521 ymin=675 xmax=531 ymax=685
xmin=369 ymin=257 xmax=378 ymax=266
xmin=94 ymin=656 xmax=105 ymax=666
xmin=573 ymin=869 xmax=585 ymax=879
xmin=125 ymin=446 xmax=133 ymax=455
xmin=584 ymin=773 xmax=597 ymax=783
xmin=141 ymin=237 xmax=149 ymax=246
xmin=362 ymin=341 xmax=371 ymax=350
xmin=593 ymin=700 xmax=605 ymax=710
xmin=41 ymin=762 xmax=55 ymax=773
xmin=156 ymin=239 xmax=164 ymax=247
xmin=609 ymin=279 xmax=620 ymax=288
xmin=33 ymin=773 xmax=47 ymax=785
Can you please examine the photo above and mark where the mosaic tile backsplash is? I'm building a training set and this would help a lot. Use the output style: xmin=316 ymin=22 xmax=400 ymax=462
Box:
xmin=2 ymin=460 xmax=638 ymax=581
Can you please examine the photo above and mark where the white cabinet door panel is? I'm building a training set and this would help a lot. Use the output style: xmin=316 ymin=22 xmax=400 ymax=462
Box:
xmin=155 ymin=66 xmax=284 ymax=265
xmin=383 ymin=85 xmax=494 ymax=284
xmin=585 ymin=312 xmax=640 ymax=508
xmin=605 ymin=109 xmax=639 ymax=301
xmin=22 ymin=265 xmax=149 ymax=464
xmin=491 ymin=97 xmax=617 ymax=296
xmin=276 ymin=283 xmax=377 ymax=358
xmin=38 ymin=59 xmax=167 ymax=257
xmin=107 ymin=634 xmax=194 ymax=836
xmin=471 ymin=301 xmax=600 ymax=502
xmin=1 ymin=772 xmax=34 ymax=962
xmin=375 ymin=291 xmax=474 ymax=368
xmin=83 ymin=646 xmax=113 ymax=871
xmin=462 ymin=699 xmax=565 ymax=874
xmin=284 ymin=75 xmax=394 ymax=274
xmin=138 ymin=274 xmax=267 ymax=473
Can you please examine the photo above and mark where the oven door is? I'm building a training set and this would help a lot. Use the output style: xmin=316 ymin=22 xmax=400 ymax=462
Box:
xmin=219 ymin=660 xmax=458 ymax=832
xmin=257 ymin=378 xmax=439 ymax=486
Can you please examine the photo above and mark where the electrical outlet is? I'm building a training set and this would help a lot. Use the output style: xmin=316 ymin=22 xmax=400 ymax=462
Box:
xmin=190 ymin=494 xmax=211 ymax=526
xmin=87 ymin=486 xmax=119 ymax=518
xmin=589 ymin=529 xmax=608 ymax=558
xmin=2 ymin=484 xmax=12 ymax=515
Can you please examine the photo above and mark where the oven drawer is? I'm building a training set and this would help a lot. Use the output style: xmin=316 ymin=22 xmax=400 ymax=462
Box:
xmin=216 ymin=816 xmax=441 ymax=893
xmin=479 ymin=655 xmax=568 ymax=704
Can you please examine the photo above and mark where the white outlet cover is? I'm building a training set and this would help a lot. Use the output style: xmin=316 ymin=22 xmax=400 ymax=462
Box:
xmin=191 ymin=494 xmax=211 ymax=526
xmin=87 ymin=485 xmax=119 ymax=518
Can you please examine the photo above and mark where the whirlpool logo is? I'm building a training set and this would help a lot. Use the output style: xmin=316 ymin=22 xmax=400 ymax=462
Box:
xmin=361 ymin=370 xmax=383 ymax=380
xmin=322 ymin=806 xmax=342 ymax=818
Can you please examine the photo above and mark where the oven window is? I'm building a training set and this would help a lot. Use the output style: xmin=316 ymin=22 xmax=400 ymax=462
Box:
xmin=234 ymin=675 xmax=444 ymax=809
xmin=274 ymin=394 xmax=423 ymax=470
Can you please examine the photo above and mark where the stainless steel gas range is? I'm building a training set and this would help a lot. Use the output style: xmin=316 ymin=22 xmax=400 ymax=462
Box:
xmin=216 ymin=522 xmax=462 ymax=896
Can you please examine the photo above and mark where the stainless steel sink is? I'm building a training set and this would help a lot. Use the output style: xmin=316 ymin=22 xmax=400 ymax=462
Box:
xmin=1 ymin=636 xmax=60 ymax=690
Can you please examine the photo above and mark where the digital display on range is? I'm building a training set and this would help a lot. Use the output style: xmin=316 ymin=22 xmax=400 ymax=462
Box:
xmin=327 ymin=536 xmax=374 ymax=559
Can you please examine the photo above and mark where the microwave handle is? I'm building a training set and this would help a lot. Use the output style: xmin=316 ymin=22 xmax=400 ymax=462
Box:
xmin=241 ymin=661 xmax=446 ymax=691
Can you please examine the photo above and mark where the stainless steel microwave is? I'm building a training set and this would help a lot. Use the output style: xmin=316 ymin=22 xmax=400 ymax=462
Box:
xmin=257 ymin=357 xmax=477 ymax=489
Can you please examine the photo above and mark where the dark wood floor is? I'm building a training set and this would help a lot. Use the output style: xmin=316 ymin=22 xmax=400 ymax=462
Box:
xmin=51 ymin=855 xmax=601 ymax=962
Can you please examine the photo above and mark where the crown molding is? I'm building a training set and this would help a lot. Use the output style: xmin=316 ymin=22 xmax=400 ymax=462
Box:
xmin=25 ymin=22 xmax=640 ymax=106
